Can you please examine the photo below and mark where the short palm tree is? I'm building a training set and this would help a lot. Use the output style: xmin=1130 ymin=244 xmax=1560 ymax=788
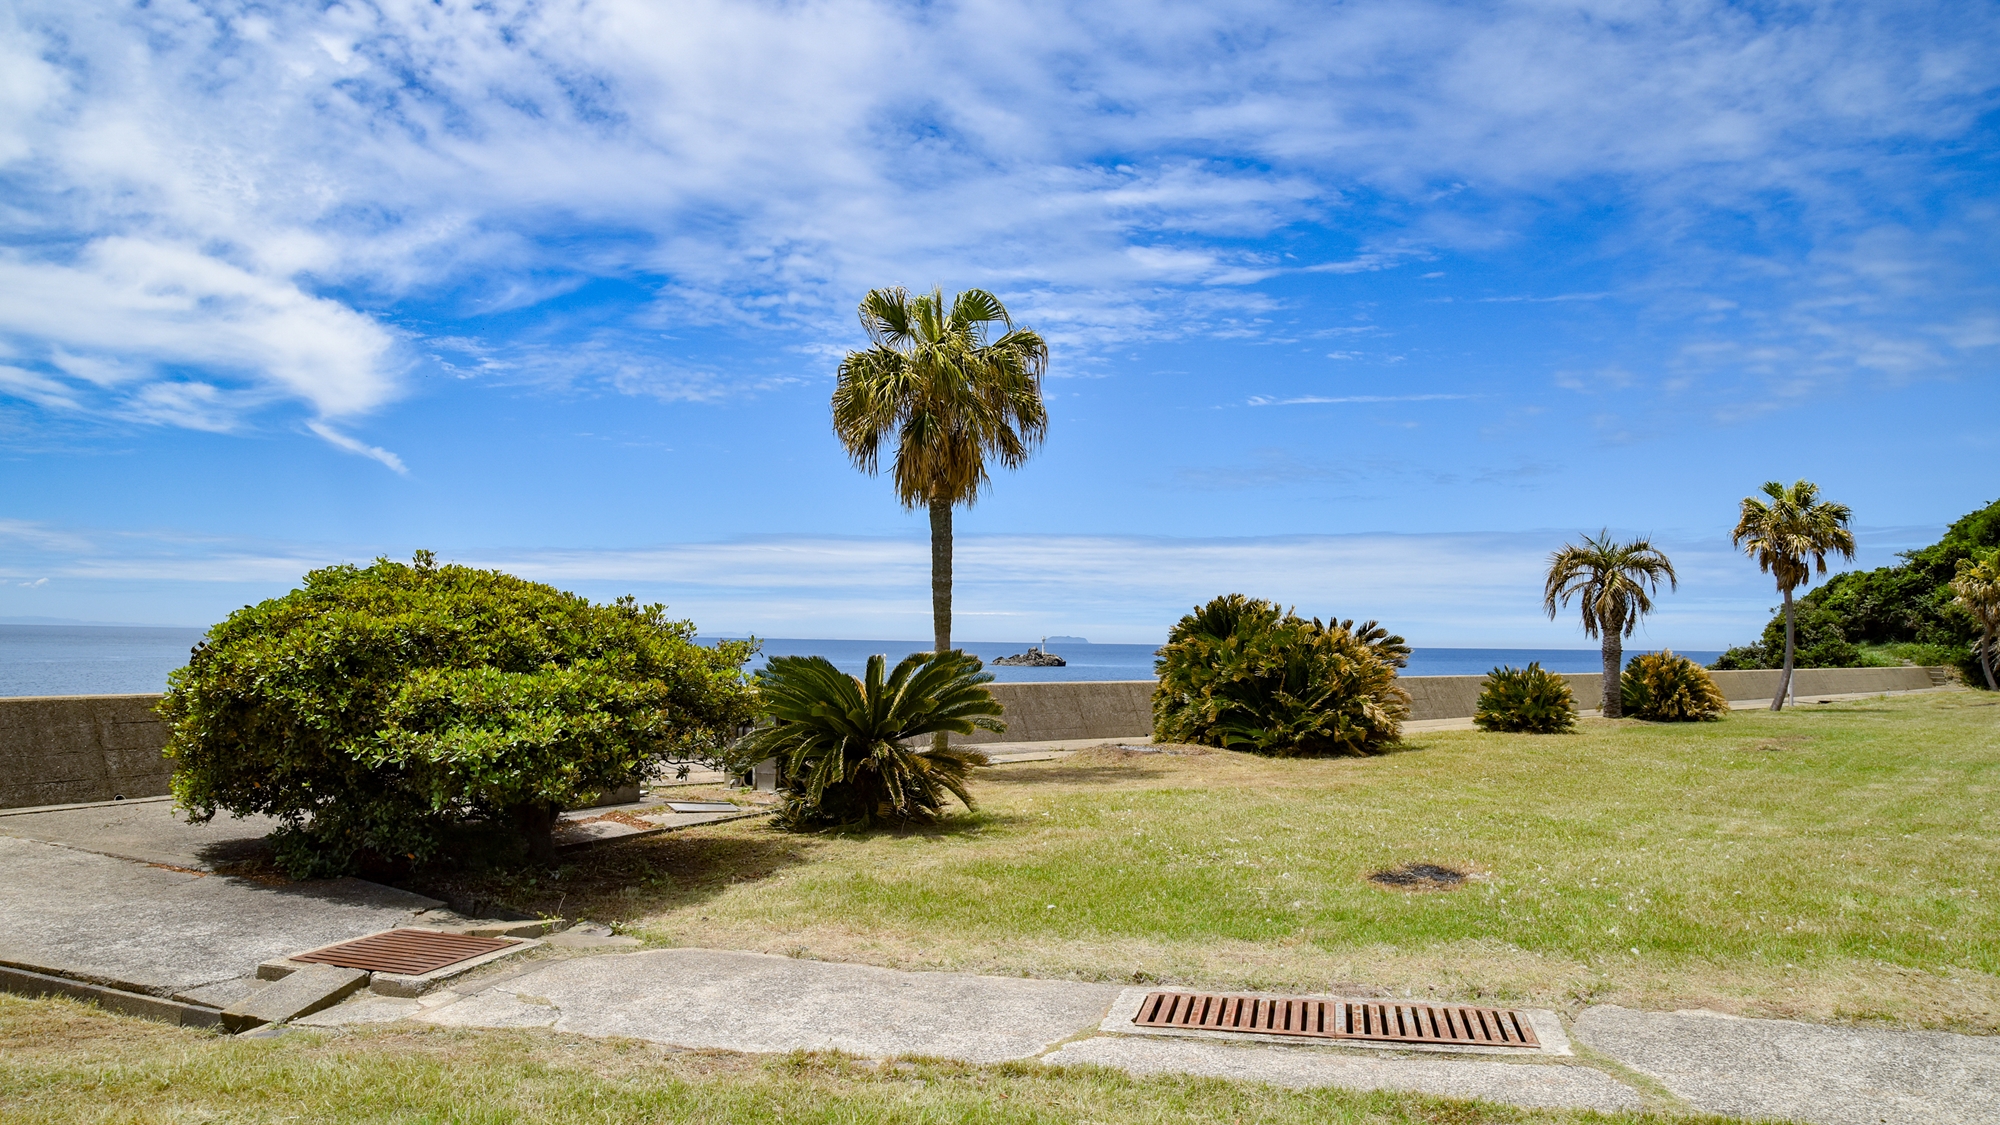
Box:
xmin=734 ymin=651 xmax=1002 ymax=829
xmin=1731 ymin=479 xmax=1856 ymax=710
xmin=832 ymin=287 xmax=1049 ymax=659
xmin=1543 ymin=531 xmax=1678 ymax=719
xmin=1950 ymin=554 xmax=2000 ymax=690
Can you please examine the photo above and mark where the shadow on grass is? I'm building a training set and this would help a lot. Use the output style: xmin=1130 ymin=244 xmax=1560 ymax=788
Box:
xmin=395 ymin=824 xmax=816 ymax=921
xmin=983 ymin=762 xmax=1175 ymax=787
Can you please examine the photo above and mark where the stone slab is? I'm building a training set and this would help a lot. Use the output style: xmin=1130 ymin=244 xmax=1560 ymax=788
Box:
xmin=220 ymin=963 xmax=368 ymax=1032
xmin=1046 ymin=1035 xmax=1644 ymax=1113
xmin=414 ymin=947 xmax=1120 ymax=1063
xmin=1573 ymin=1005 xmax=2000 ymax=1125
xmin=1096 ymin=986 xmax=1570 ymax=1056
xmin=0 ymin=834 xmax=457 ymax=998
xmin=292 ymin=992 xmax=421 ymax=1027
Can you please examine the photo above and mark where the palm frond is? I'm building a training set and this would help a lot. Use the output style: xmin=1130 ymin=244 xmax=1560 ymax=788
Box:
xmin=831 ymin=287 xmax=1049 ymax=510
xmin=733 ymin=649 xmax=1002 ymax=830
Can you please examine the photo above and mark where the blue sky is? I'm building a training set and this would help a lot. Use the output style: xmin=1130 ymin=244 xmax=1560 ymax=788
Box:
xmin=1 ymin=0 xmax=1996 ymax=646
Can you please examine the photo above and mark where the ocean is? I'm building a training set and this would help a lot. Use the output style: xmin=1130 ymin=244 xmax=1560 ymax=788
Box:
xmin=0 ymin=624 xmax=1721 ymax=697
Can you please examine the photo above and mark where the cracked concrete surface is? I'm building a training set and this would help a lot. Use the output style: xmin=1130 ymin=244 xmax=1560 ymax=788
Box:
xmin=0 ymin=834 xmax=458 ymax=1002
xmin=1574 ymin=1005 xmax=2000 ymax=1125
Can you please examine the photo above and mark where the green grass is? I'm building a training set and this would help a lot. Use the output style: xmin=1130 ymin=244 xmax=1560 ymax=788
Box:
xmin=419 ymin=692 xmax=2000 ymax=1032
xmin=1856 ymin=641 xmax=1969 ymax=668
xmin=0 ymin=994 xmax=1722 ymax=1124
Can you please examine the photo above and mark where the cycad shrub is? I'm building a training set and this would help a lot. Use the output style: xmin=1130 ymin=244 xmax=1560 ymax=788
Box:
xmin=731 ymin=651 xmax=1000 ymax=830
xmin=1473 ymin=664 xmax=1577 ymax=733
xmin=1152 ymin=594 xmax=1409 ymax=757
xmin=160 ymin=552 xmax=757 ymax=877
xmin=1621 ymin=650 xmax=1727 ymax=721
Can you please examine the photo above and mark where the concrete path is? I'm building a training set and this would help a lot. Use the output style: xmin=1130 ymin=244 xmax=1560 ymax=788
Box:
xmin=0 ymin=795 xmax=280 ymax=871
xmin=1046 ymin=1036 xmax=1644 ymax=1112
xmin=0 ymin=834 xmax=460 ymax=1008
xmin=1574 ymin=1005 xmax=2000 ymax=1125
xmin=320 ymin=949 xmax=1120 ymax=1063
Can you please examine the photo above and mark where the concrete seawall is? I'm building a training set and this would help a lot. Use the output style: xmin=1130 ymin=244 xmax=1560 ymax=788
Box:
xmin=0 ymin=664 xmax=1955 ymax=807
xmin=0 ymin=695 xmax=177 ymax=810
xmin=966 ymin=664 xmax=1946 ymax=746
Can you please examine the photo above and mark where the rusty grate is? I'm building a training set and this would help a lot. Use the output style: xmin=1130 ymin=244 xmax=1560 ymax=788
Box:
xmin=292 ymin=929 xmax=513 ymax=976
xmin=1133 ymin=991 xmax=1538 ymax=1048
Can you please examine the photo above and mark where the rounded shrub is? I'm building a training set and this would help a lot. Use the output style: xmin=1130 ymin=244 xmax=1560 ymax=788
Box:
xmin=160 ymin=552 xmax=757 ymax=877
xmin=1473 ymin=663 xmax=1578 ymax=733
xmin=1152 ymin=594 xmax=1409 ymax=757
xmin=1620 ymin=650 xmax=1727 ymax=722
xmin=730 ymin=650 xmax=1000 ymax=830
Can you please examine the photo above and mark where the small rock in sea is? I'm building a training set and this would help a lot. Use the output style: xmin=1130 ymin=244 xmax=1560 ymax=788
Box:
xmin=993 ymin=649 xmax=1066 ymax=666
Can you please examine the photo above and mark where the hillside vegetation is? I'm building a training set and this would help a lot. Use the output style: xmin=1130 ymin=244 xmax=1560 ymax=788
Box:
xmin=1711 ymin=496 xmax=1999 ymax=683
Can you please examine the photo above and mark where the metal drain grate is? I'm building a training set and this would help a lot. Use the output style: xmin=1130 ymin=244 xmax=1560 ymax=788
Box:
xmin=292 ymin=929 xmax=514 ymax=976
xmin=1134 ymin=991 xmax=1539 ymax=1048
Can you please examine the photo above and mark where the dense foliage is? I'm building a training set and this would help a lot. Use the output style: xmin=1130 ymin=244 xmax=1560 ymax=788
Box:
xmin=1152 ymin=594 xmax=1409 ymax=757
xmin=1473 ymin=664 xmax=1578 ymax=733
xmin=161 ymin=553 xmax=757 ymax=877
xmin=1711 ymin=496 xmax=1999 ymax=687
xmin=1621 ymin=651 xmax=1727 ymax=722
xmin=730 ymin=651 xmax=999 ymax=829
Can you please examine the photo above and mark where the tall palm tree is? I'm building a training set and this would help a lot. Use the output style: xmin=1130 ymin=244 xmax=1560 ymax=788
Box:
xmin=1543 ymin=531 xmax=1678 ymax=719
xmin=832 ymin=287 xmax=1049 ymax=657
xmin=1731 ymin=479 xmax=1856 ymax=710
xmin=1950 ymin=554 xmax=2000 ymax=690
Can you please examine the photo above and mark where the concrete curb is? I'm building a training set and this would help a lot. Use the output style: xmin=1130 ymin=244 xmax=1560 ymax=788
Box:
xmin=0 ymin=961 xmax=222 ymax=1029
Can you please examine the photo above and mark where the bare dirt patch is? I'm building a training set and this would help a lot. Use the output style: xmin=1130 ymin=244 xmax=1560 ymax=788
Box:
xmin=1368 ymin=863 xmax=1468 ymax=891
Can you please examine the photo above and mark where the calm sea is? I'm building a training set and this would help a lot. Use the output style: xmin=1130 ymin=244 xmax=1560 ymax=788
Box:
xmin=0 ymin=624 xmax=1720 ymax=697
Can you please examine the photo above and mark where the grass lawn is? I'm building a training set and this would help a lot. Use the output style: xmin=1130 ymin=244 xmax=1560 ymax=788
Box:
xmin=415 ymin=691 xmax=2000 ymax=1033
xmin=0 ymin=994 xmax=1721 ymax=1124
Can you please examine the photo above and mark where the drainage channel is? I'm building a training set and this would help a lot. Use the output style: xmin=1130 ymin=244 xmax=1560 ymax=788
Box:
xmin=1134 ymin=990 xmax=1540 ymax=1048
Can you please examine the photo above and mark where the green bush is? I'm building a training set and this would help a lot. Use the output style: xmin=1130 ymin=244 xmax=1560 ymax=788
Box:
xmin=1621 ymin=651 xmax=1727 ymax=722
xmin=160 ymin=553 xmax=757 ymax=877
xmin=1474 ymin=664 xmax=1577 ymax=733
xmin=731 ymin=651 xmax=1000 ymax=830
xmin=1152 ymin=594 xmax=1409 ymax=757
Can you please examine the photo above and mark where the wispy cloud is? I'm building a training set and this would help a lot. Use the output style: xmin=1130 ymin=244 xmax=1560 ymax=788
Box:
xmin=1246 ymin=393 xmax=1473 ymax=406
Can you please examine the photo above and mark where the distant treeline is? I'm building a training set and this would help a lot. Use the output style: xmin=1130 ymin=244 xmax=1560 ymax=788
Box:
xmin=1712 ymin=497 xmax=1999 ymax=684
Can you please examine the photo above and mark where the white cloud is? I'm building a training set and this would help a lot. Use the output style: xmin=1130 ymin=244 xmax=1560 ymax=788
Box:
xmin=304 ymin=422 xmax=408 ymax=475
xmin=0 ymin=0 xmax=1992 ymax=430
xmin=0 ymin=239 xmax=401 ymax=436
xmin=1246 ymin=393 xmax=1472 ymax=406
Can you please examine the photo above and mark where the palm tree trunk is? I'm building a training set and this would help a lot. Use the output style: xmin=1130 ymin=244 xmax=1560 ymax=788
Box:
xmin=1600 ymin=632 xmax=1623 ymax=719
xmin=1773 ymin=587 xmax=1796 ymax=711
xmin=928 ymin=498 xmax=953 ymax=655
xmin=928 ymin=498 xmax=955 ymax=754
xmin=1980 ymin=623 xmax=1997 ymax=691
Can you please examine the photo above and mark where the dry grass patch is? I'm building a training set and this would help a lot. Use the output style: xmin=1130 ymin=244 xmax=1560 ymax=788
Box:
xmin=414 ymin=693 xmax=2000 ymax=1032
